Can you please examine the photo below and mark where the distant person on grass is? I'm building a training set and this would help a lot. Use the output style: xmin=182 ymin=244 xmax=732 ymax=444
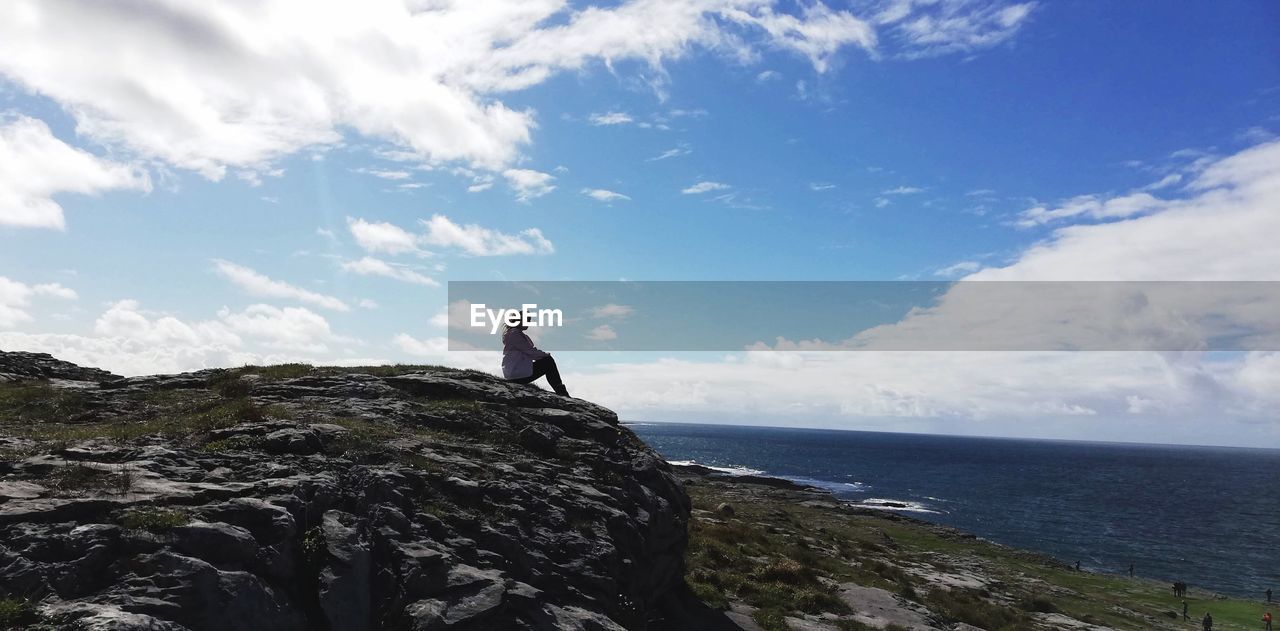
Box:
xmin=502 ymin=312 xmax=570 ymax=397
xmin=1203 ymin=612 xmax=1213 ymax=630
xmin=1182 ymin=600 xmax=1188 ymax=620
xmin=1263 ymin=610 xmax=1272 ymax=631
xmin=1269 ymin=588 xmax=1273 ymax=603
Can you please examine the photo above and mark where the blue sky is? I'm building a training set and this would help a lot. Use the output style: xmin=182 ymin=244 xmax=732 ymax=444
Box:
xmin=1 ymin=0 xmax=1278 ymax=446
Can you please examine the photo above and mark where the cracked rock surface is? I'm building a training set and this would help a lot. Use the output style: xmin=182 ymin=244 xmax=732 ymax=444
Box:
xmin=0 ymin=352 xmax=690 ymax=630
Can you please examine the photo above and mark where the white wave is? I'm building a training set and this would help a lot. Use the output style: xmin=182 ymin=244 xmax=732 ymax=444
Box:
xmin=856 ymin=498 xmax=941 ymax=514
xmin=776 ymin=476 xmax=868 ymax=494
xmin=667 ymin=460 xmax=766 ymax=476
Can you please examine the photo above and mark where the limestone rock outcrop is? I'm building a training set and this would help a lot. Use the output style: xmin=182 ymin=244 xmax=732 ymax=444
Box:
xmin=0 ymin=352 xmax=690 ymax=630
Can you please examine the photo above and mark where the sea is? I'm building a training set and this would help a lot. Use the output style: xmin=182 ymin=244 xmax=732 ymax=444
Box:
xmin=628 ymin=422 xmax=1280 ymax=599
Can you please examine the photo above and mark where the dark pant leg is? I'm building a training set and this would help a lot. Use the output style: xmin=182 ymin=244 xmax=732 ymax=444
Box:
xmin=509 ymin=357 xmax=568 ymax=395
xmin=534 ymin=357 xmax=563 ymax=388
xmin=533 ymin=357 xmax=569 ymax=396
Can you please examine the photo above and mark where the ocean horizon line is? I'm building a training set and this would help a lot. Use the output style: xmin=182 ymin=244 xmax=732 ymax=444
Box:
xmin=621 ymin=419 xmax=1280 ymax=453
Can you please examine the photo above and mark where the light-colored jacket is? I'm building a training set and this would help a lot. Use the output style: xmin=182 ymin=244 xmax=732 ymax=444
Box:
xmin=502 ymin=328 xmax=548 ymax=379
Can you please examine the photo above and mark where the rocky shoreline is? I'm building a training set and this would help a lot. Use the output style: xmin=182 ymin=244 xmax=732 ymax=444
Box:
xmin=0 ymin=352 xmax=692 ymax=630
xmin=672 ymin=461 xmax=1267 ymax=631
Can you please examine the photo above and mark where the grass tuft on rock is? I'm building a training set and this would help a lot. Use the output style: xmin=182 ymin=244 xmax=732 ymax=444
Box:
xmin=929 ymin=588 xmax=1030 ymax=630
xmin=0 ymin=598 xmax=40 ymax=630
xmin=120 ymin=507 xmax=190 ymax=532
xmin=1016 ymin=595 xmax=1061 ymax=613
xmin=45 ymin=463 xmax=132 ymax=495
xmin=0 ymin=382 xmax=94 ymax=424
xmin=11 ymin=396 xmax=262 ymax=448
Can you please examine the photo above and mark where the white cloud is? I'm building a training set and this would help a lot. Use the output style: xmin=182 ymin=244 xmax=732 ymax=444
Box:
xmin=212 ymin=259 xmax=350 ymax=311
xmin=2 ymin=299 xmax=357 ymax=375
xmin=982 ymin=139 xmax=1280 ymax=281
xmin=1142 ymin=173 xmax=1182 ymax=191
xmin=809 ymin=182 xmax=836 ymax=191
xmin=352 ymin=167 xmax=412 ymax=180
xmin=347 ymin=217 xmax=426 ymax=256
xmin=393 ymin=332 xmax=449 ymax=357
xmin=582 ymin=188 xmax=630 ymax=202
xmin=420 ymin=214 xmax=554 ymax=256
xmin=756 ymin=69 xmax=782 ymax=81
xmin=1016 ymin=192 xmax=1162 ymax=227
xmin=591 ymin=303 xmax=635 ymax=318
xmin=721 ymin=3 xmax=876 ymax=73
xmin=341 ymin=256 xmax=439 ymax=287
xmin=0 ymin=115 xmax=151 ymax=229
xmin=882 ymin=185 xmax=923 ymax=195
xmin=463 ymin=171 xmax=497 ymax=193
xmin=0 ymin=276 xmax=77 ymax=328
xmin=0 ymin=327 xmax=225 ymax=376
xmin=441 ymin=300 xmax=481 ymax=331
xmin=430 ymin=308 xmax=451 ymax=328
xmin=0 ymin=296 xmax=479 ymax=376
xmin=934 ymin=260 xmax=980 ymax=277
xmin=1236 ymin=126 xmax=1275 ymax=145
xmin=236 ymin=167 xmax=285 ymax=187
xmin=668 ymin=108 xmax=708 ymax=118
xmin=0 ymin=0 xmax=971 ymax=186
xmin=91 ymin=300 xmax=239 ymax=350
xmin=503 ymin=168 xmax=556 ymax=201
xmin=1126 ymin=395 xmax=1157 ymax=415
xmin=881 ymin=0 xmax=1037 ymax=59
xmin=342 ymin=215 xmax=554 ymax=258
xmin=588 ymin=112 xmax=634 ymax=126
xmin=393 ymin=332 xmax=498 ymax=372
xmin=216 ymin=303 xmax=349 ymax=353
xmin=711 ymin=191 xmax=770 ymax=210
xmin=648 ymin=146 xmax=692 ymax=161
xmin=574 ymin=351 xmax=1176 ymax=421
xmin=586 ymin=324 xmax=619 ymax=341
xmin=682 ymin=181 xmax=730 ymax=194
xmin=565 ymin=349 xmax=1280 ymax=446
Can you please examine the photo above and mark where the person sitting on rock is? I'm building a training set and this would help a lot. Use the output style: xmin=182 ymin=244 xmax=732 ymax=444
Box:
xmin=502 ymin=312 xmax=570 ymax=397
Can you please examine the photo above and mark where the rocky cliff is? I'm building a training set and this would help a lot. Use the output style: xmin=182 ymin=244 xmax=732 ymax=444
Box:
xmin=0 ymin=352 xmax=691 ymax=630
